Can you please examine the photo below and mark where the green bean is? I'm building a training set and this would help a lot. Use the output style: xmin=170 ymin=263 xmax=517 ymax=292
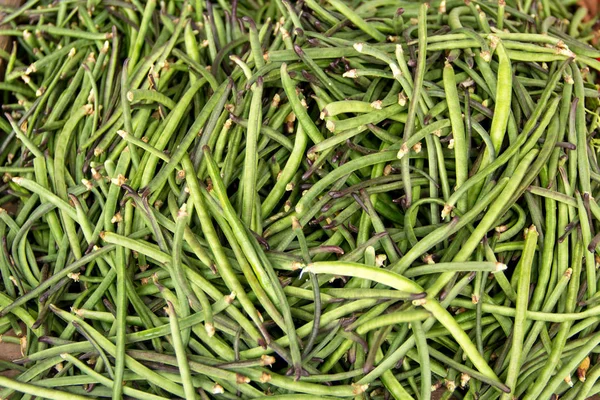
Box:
xmin=443 ymin=61 xmax=468 ymax=212
xmin=127 ymin=88 xmax=177 ymax=109
xmin=326 ymin=103 xmax=406 ymax=134
xmin=527 ymin=185 xmax=577 ymax=207
xmin=230 ymin=115 xmax=293 ymax=150
xmin=478 ymin=38 xmax=512 ymax=172
xmin=356 ymin=310 xmax=431 ymax=334
xmin=165 ymin=301 xmax=196 ymax=400
xmin=0 ymin=375 xmax=89 ymax=400
xmin=400 ymin=3 xmax=428 ymax=208
xmin=320 ymin=100 xmax=385 ymax=118
xmin=280 ymin=63 xmax=324 ymax=144
xmin=404 ymin=261 xmax=506 ymax=278
xmin=448 ymin=297 xmax=600 ymax=322
xmin=127 ymin=0 xmax=155 ymax=73
xmin=501 ymin=225 xmax=538 ymax=398
xmin=327 ymin=0 xmax=386 ymax=41
xmin=304 ymin=261 xmax=424 ymax=294
xmin=241 ymin=77 xmax=264 ymax=228
xmin=3 ymin=1 xmax=600 ymax=397
xmin=5 ymin=114 xmax=44 ymax=159
xmin=116 ymin=130 xmax=170 ymax=162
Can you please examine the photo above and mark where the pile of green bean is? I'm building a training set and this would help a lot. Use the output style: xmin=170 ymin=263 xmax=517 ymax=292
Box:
xmin=2 ymin=0 xmax=600 ymax=398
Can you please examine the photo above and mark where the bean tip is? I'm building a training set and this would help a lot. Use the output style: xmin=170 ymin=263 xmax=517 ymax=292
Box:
xmin=352 ymin=383 xmax=369 ymax=395
xmin=261 ymin=354 xmax=276 ymax=366
xmin=205 ymin=323 xmax=215 ymax=337
xmin=412 ymin=298 xmax=427 ymax=306
xmin=441 ymin=204 xmax=453 ymax=218
xmin=494 ymin=262 xmax=508 ymax=272
xmin=326 ymin=120 xmax=335 ymax=132
xmin=260 ymin=371 xmax=272 ymax=382
xmin=342 ymin=69 xmax=357 ymax=78
xmin=177 ymin=204 xmax=188 ymax=219
xmin=444 ymin=379 xmax=456 ymax=392
xmin=500 ymin=384 xmax=511 ymax=393
xmin=368 ymin=100 xmax=382 ymax=111
xmin=564 ymin=268 xmax=573 ymax=278
xmin=291 ymin=216 xmax=302 ymax=230
xmin=212 ymin=383 xmax=224 ymax=394
xmin=298 ymin=264 xmax=312 ymax=279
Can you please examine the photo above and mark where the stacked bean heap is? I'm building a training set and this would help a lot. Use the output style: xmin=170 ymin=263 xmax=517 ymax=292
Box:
xmin=1 ymin=0 xmax=600 ymax=399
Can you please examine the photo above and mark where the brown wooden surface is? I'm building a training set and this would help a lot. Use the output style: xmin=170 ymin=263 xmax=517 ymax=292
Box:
xmin=0 ymin=329 xmax=22 ymax=378
xmin=579 ymin=0 xmax=600 ymax=20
